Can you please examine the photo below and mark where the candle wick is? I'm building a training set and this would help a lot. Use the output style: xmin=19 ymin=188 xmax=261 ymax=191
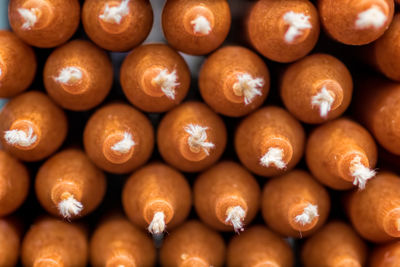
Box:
xmin=225 ymin=206 xmax=245 ymax=233
xmin=184 ymin=124 xmax=215 ymax=155
xmin=311 ymin=86 xmax=335 ymax=118
xmin=283 ymin=11 xmax=311 ymax=43
xmin=4 ymin=126 xmax=37 ymax=147
xmin=148 ymin=211 xmax=166 ymax=235
xmin=54 ymin=66 xmax=82 ymax=85
xmin=355 ymin=5 xmax=387 ymax=29
xmin=260 ymin=147 xmax=286 ymax=169
xmin=295 ymin=203 xmax=319 ymax=225
xmin=111 ymin=132 xmax=135 ymax=153
xmin=152 ymin=69 xmax=179 ymax=100
xmin=99 ymin=0 xmax=130 ymax=24
xmin=350 ymin=156 xmax=376 ymax=190
xmin=191 ymin=15 xmax=212 ymax=34
xmin=232 ymin=73 xmax=264 ymax=105
xmin=58 ymin=194 xmax=83 ymax=219
xmin=18 ymin=8 xmax=39 ymax=30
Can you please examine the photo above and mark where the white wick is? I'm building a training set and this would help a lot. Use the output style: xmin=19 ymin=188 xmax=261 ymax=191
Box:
xmin=148 ymin=211 xmax=166 ymax=235
xmin=58 ymin=195 xmax=83 ymax=219
xmin=355 ymin=5 xmax=387 ymax=29
xmin=311 ymin=86 xmax=335 ymax=118
xmin=54 ymin=67 xmax=82 ymax=85
xmin=225 ymin=206 xmax=245 ymax=233
xmin=111 ymin=132 xmax=135 ymax=153
xmin=184 ymin=124 xmax=215 ymax=155
xmin=4 ymin=126 xmax=37 ymax=147
xmin=350 ymin=156 xmax=376 ymax=190
xmin=99 ymin=0 xmax=130 ymax=24
xmin=283 ymin=11 xmax=312 ymax=43
xmin=294 ymin=203 xmax=319 ymax=226
xmin=18 ymin=8 xmax=39 ymax=30
xmin=152 ymin=69 xmax=179 ymax=100
xmin=190 ymin=15 xmax=212 ymax=35
xmin=232 ymin=73 xmax=264 ymax=105
xmin=260 ymin=147 xmax=286 ymax=169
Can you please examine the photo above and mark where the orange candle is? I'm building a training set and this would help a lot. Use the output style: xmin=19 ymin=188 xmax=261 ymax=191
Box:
xmin=0 ymin=218 xmax=20 ymax=267
xmin=262 ymin=170 xmax=330 ymax=238
xmin=162 ymin=0 xmax=231 ymax=55
xmin=83 ymin=103 xmax=154 ymax=174
xmin=90 ymin=216 xmax=156 ymax=267
xmin=306 ymin=118 xmax=377 ymax=190
xmin=370 ymin=241 xmax=400 ymax=267
xmin=157 ymin=101 xmax=227 ymax=172
xmin=280 ymin=53 xmax=353 ymax=124
xmin=246 ymin=0 xmax=320 ymax=63
xmin=199 ymin=46 xmax=270 ymax=117
xmin=82 ymin=0 xmax=153 ymax=52
xmin=35 ymin=149 xmax=106 ymax=219
xmin=227 ymin=226 xmax=294 ymax=267
xmin=318 ymin=0 xmax=394 ymax=45
xmin=0 ymin=30 xmax=36 ymax=98
xmin=301 ymin=221 xmax=367 ymax=267
xmin=160 ymin=220 xmax=226 ymax=267
xmin=8 ymin=0 xmax=80 ymax=48
xmin=122 ymin=163 xmax=191 ymax=235
xmin=43 ymin=40 xmax=113 ymax=111
xmin=21 ymin=218 xmax=88 ymax=267
xmin=0 ymin=150 xmax=29 ymax=217
xmin=235 ymin=106 xmax=305 ymax=177
xmin=120 ymin=44 xmax=190 ymax=113
xmin=0 ymin=91 xmax=68 ymax=162
xmin=194 ymin=161 xmax=260 ymax=233
xmin=347 ymin=171 xmax=400 ymax=243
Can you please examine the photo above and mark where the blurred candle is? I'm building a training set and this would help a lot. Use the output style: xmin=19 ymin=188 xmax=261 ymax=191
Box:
xmin=199 ymin=46 xmax=270 ymax=117
xmin=43 ymin=40 xmax=113 ymax=111
xmin=227 ymin=226 xmax=294 ymax=267
xmin=280 ymin=53 xmax=353 ymax=124
xmin=194 ymin=161 xmax=260 ymax=233
xmin=262 ymin=170 xmax=330 ymax=238
xmin=301 ymin=221 xmax=367 ymax=267
xmin=370 ymin=241 xmax=400 ymax=267
xmin=82 ymin=0 xmax=153 ymax=52
xmin=306 ymin=118 xmax=377 ymax=190
xmin=160 ymin=220 xmax=226 ymax=267
xmin=158 ymin=101 xmax=227 ymax=172
xmin=162 ymin=0 xmax=231 ymax=55
xmin=8 ymin=0 xmax=80 ymax=48
xmin=21 ymin=218 xmax=88 ymax=267
xmin=35 ymin=149 xmax=106 ymax=220
xmin=318 ymin=0 xmax=394 ymax=45
xmin=0 ymin=91 xmax=68 ymax=162
xmin=122 ymin=163 xmax=191 ymax=236
xmin=347 ymin=172 xmax=400 ymax=243
xmin=0 ymin=150 xmax=29 ymax=216
xmin=235 ymin=106 xmax=305 ymax=177
xmin=0 ymin=218 xmax=20 ymax=267
xmin=0 ymin=30 xmax=36 ymax=98
xmin=90 ymin=217 xmax=156 ymax=267
xmin=120 ymin=44 xmax=190 ymax=113
xmin=246 ymin=0 xmax=320 ymax=63
xmin=83 ymin=103 xmax=154 ymax=174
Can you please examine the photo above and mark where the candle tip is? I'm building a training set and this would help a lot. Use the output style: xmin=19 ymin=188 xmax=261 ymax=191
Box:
xmin=260 ymin=147 xmax=286 ymax=169
xmin=18 ymin=8 xmax=39 ymax=30
xmin=232 ymin=73 xmax=264 ymax=105
xmin=99 ymin=0 xmax=130 ymax=24
xmin=294 ymin=203 xmax=319 ymax=226
xmin=311 ymin=86 xmax=335 ymax=118
xmin=58 ymin=194 xmax=83 ymax=218
xmin=355 ymin=5 xmax=387 ymax=29
xmin=152 ymin=69 xmax=179 ymax=100
xmin=111 ymin=132 xmax=135 ymax=154
xmin=191 ymin=15 xmax=212 ymax=35
xmin=148 ymin=211 xmax=166 ymax=235
xmin=4 ymin=126 xmax=37 ymax=147
xmin=350 ymin=156 xmax=376 ymax=189
xmin=184 ymin=124 xmax=215 ymax=155
xmin=225 ymin=206 xmax=245 ymax=233
xmin=283 ymin=11 xmax=312 ymax=43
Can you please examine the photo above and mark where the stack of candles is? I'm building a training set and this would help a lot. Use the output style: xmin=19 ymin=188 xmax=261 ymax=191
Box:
xmin=2 ymin=0 xmax=400 ymax=266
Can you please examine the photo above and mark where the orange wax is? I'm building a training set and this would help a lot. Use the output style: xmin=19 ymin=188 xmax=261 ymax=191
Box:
xmin=199 ymin=46 xmax=270 ymax=117
xmin=227 ymin=225 xmax=294 ymax=267
xmin=347 ymin=172 xmax=400 ymax=243
xmin=82 ymin=0 xmax=153 ymax=52
xmin=194 ymin=161 xmax=260 ymax=232
xmin=318 ymin=0 xmax=394 ymax=45
xmin=0 ymin=218 xmax=20 ymax=267
xmin=301 ymin=221 xmax=367 ymax=267
xmin=306 ymin=118 xmax=377 ymax=190
xmin=120 ymin=44 xmax=190 ymax=113
xmin=370 ymin=241 xmax=400 ymax=267
xmin=157 ymin=101 xmax=227 ymax=172
xmin=122 ymin=163 xmax=191 ymax=235
xmin=0 ymin=150 xmax=29 ymax=216
xmin=262 ymin=170 xmax=330 ymax=238
xmin=35 ymin=149 xmax=106 ymax=219
xmin=43 ymin=40 xmax=113 ymax=111
xmin=0 ymin=91 xmax=68 ymax=162
xmin=83 ymin=103 xmax=154 ymax=174
xmin=280 ymin=53 xmax=353 ymax=124
xmin=235 ymin=106 xmax=305 ymax=177
xmin=90 ymin=217 xmax=156 ymax=267
xmin=246 ymin=0 xmax=320 ymax=63
xmin=162 ymin=0 xmax=231 ymax=55
xmin=8 ymin=0 xmax=80 ymax=48
xmin=160 ymin=220 xmax=226 ymax=267
xmin=0 ymin=30 xmax=36 ymax=98
xmin=21 ymin=218 xmax=88 ymax=267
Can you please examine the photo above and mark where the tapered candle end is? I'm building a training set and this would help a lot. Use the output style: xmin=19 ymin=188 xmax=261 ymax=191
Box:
xmin=260 ymin=137 xmax=293 ymax=170
xmin=338 ymin=152 xmax=376 ymax=189
xmin=103 ymin=131 xmax=136 ymax=164
xmin=383 ymin=208 xmax=400 ymax=238
xmin=4 ymin=120 xmax=40 ymax=150
xmin=289 ymin=202 xmax=319 ymax=232
xmin=98 ymin=0 xmax=132 ymax=34
xmin=216 ymin=197 xmax=248 ymax=232
xmin=179 ymin=124 xmax=215 ymax=162
xmin=280 ymin=11 xmax=312 ymax=44
xmin=144 ymin=200 xmax=174 ymax=235
xmin=224 ymin=72 xmax=264 ymax=105
xmin=53 ymin=66 xmax=88 ymax=95
xmin=142 ymin=66 xmax=179 ymax=99
xmin=312 ymin=80 xmax=344 ymax=118
xmin=17 ymin=0 xmax=54 ymax=31
xmin=183 ymin=6 xmax=214 ymax=36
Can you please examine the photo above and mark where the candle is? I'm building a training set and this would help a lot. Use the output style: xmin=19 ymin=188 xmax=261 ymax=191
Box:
xmin=370 ymin=241 xmax=400 ymax=267
xmin=0 ymin=218 xmax=20 ymax=267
